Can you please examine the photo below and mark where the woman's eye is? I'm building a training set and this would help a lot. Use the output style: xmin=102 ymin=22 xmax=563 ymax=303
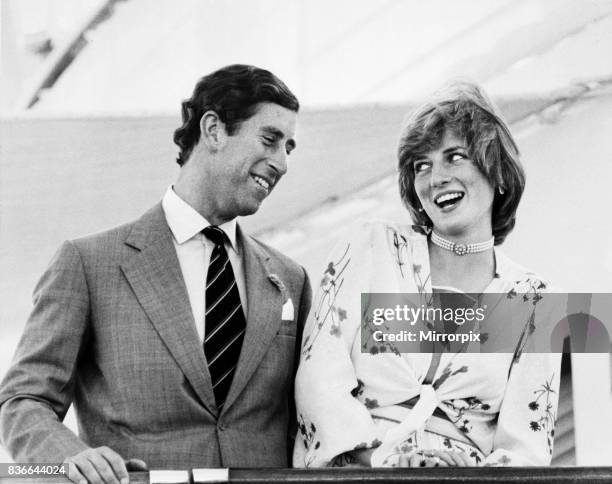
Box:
xmin=413 ymin=161 xmax=431 ymax=174
xmin=449 ymin=152 xmax=467 ymax=163
xmin=262 ymin=136 xmax=275 ymax=146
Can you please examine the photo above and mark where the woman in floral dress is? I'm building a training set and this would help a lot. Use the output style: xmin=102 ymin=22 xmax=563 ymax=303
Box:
xmin=293 ymin=82 xmax=561 ymax=468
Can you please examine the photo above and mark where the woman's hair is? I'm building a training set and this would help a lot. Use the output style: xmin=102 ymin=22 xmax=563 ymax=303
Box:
xmin=397 ymin=81 xmax=525 ymax=245
xmin=173 ymin=64 xmax=299 ymax=166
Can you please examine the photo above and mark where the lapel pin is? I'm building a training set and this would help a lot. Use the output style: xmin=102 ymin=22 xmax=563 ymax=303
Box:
xmin=268 ymin=274 xmax=288 ymax=302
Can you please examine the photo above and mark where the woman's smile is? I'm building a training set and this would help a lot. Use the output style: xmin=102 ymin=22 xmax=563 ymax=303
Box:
xmin=432 ymin=190 xmax=465 ymax=212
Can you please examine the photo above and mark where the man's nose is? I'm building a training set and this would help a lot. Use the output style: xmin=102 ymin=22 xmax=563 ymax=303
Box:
xmin=268 ymin=150 xmax=288 ymax=177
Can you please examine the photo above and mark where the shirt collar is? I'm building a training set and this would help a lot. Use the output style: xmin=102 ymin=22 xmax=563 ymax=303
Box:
xmin=161 ymin=186 xmax=239 ymax=254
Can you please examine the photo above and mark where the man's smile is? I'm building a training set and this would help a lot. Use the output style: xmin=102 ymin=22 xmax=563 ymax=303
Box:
xmin=251 ymin=174 xmax=271 ymax=191
xmin=250 ymin=170 xmax=279 ymax=197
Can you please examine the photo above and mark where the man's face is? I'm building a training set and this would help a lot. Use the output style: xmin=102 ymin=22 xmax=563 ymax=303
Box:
xmin=205 ymin=102 xmax=297 ymax=223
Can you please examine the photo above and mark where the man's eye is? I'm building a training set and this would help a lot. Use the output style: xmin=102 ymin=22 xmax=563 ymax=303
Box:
xmin=262 ymin=136 xmax=276 ymax=146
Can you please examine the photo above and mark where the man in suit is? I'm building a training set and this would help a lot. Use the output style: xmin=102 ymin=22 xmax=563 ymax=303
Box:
xmin=0 ymin=64 xmax=311 ymax=484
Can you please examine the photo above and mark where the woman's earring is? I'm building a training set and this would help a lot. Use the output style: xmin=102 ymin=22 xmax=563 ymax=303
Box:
xmin=498 ymin=186 xmax=505 ymax=195
xmin=417 ymin=207 xmax=424 ymax=212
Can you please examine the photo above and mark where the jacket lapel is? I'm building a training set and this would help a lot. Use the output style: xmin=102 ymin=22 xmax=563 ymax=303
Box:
xmin=120 ymin=204 xmax=218 ymax=417
xmin=222 ymin=226 xmax=283 ymax=414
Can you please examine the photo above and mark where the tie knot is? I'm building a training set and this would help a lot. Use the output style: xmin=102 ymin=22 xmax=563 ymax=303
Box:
xmin=202 ymin=226 xmax=226 ymax=246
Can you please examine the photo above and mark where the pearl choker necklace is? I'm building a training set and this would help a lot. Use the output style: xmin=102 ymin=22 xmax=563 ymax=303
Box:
xmin=430 ymin=231 xmax=494 ymax=256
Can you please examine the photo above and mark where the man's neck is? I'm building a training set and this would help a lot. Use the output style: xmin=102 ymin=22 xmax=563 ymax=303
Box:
xmin=173 ymin=157 xmax=234 ymax=225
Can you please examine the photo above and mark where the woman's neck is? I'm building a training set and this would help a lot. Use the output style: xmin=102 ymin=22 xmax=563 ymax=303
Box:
xmin=431 ymin=227 xmax=492 ymax=246
xmin=428 ymin=240 xmax=496 ymax=293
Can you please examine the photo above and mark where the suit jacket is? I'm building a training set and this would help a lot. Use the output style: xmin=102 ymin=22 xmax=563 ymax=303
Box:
xmin=0 ymin=204 xmax=311 ymax=468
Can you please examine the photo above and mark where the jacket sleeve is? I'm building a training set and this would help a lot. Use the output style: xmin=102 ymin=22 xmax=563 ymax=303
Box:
xmin=0 ymin=241 xmax=91 ymax=462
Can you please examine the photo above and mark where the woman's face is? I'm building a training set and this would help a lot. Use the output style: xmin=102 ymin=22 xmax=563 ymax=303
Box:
xmin=413 ymin=130 xmax=494 ymax=240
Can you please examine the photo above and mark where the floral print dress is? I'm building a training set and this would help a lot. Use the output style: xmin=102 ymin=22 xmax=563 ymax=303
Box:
xmin=293 ymin=220 xmax=562 ymax=467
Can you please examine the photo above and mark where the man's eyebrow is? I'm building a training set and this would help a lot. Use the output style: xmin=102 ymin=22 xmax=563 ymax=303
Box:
xmin=262 ymin=126 xmax=297 ymax=150
xmin=261 ymin=126 xmax=284 ymax=137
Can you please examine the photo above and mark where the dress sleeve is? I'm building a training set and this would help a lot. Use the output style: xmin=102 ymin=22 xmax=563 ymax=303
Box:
xmin=485 ymin=287 xmax=564 ymax=466
xmin=485 ymin=353 xmax=561 ymax=465
xmin=293 ymin=228 xmax=383 ymax=467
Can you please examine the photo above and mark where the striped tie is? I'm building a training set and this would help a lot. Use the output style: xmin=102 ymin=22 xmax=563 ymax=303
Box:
xmin=202 ymin=226 xmax=246 ymax=409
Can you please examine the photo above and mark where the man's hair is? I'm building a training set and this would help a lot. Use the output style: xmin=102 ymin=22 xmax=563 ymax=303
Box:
xmin=173 ymin=64 xmax=300 ymax=166
xmin=397 ymin=81 xmax=525 ymax=245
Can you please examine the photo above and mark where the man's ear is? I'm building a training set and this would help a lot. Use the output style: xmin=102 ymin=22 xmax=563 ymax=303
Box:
xmin=199 ymin=111 xmax=227 ymax=151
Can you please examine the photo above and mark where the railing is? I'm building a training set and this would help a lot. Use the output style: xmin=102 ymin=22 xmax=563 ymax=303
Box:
xmin=2 ymin=467 xmax=612 ymax=484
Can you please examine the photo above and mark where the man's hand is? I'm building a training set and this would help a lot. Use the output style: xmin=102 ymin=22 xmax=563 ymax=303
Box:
xmin=63 ymin=447 xmax=147 ymax=484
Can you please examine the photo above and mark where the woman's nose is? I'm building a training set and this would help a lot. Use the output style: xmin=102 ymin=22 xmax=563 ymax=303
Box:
xmin=430 ymin=163 xmax=451 ymax=187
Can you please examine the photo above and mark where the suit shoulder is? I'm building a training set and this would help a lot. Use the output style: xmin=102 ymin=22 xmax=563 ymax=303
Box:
xmin=69 ymin=203 xmax=165 ymax=255
xmin=69 ymin=219 xmax=135 ymax=254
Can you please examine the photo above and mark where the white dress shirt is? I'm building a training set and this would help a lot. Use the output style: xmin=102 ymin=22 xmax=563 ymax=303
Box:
xmin=161 ymin=186 xmax=248 ymax=342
